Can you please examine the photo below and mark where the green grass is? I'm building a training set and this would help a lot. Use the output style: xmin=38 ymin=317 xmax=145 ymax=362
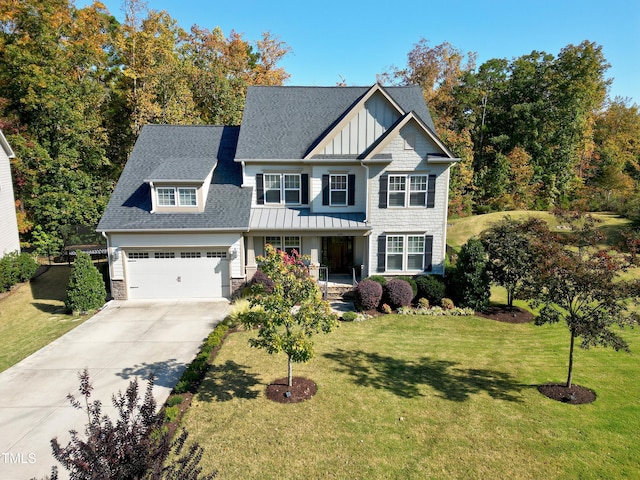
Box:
xmin=0 ymin=265 xmax=90 ymax=371
xmin=182 ymin=315 xmax=640 ymax=479
xmin=447 ymin=210 xmax=633 ymax=252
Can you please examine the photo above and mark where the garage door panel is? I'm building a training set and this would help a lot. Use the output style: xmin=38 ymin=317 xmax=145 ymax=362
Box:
xmin=126 ymin=250 xmax=229 ymax=299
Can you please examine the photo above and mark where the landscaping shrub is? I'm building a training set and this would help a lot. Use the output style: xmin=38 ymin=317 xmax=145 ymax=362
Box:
xmin=441 ymin=298 xmax=455 ymax=310
xmin=365 ymin=275 xmax=387 ymax=287
xmin=13 ymin=252 xmax=38 ymax=282
xmin=0 ymin=254 xmax=18 ymax=292
xmin=418 ymin=297 xmax=430 ymax=309
xmin=354 ymin=279 xmax=383 ymax=311
xmin=383 ymin=279 xmax=414 ymax=309
xmin=341 ymin=311 xmax=358 ymax=322
xmin=64 ymin=251 xmax=106 ymax=314
xmin=415 ymin=275 xmax=446 ymax=305
xmin=450 ymin=238 xmax=491 ymax=311
xmin=396 ymin=276 xmax=418 ymax=298
xmin=165 ymin=405 xmax=180 ymax=423
xmin=167 ymin=395 xmax=183 ymax=407
xmin=0 ymin=251 xmax=38 ymax=292
xmin=381 ymin=303 xmax=393 ymax=314
xmin=249 ymin=269 xmax=275 ymax=294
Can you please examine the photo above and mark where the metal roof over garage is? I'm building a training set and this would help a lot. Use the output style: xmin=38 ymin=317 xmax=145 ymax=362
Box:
xmin=249 ymin=208 xmax=369 ymax=231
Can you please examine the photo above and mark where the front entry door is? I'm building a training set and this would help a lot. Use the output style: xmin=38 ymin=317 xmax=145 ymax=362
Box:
xmin=322 ymin=237 xmax=353 ymax=274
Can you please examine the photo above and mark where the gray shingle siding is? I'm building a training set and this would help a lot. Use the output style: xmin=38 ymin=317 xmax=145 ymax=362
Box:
xmin=98 ymin=125 xmax=251 ymax=231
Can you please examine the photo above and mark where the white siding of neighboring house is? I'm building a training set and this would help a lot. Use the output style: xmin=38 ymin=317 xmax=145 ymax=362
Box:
xmin=367 ymin=124 xmax=452 ymax=275
xmin=107 ymin=231 xmax=244 ymax=281
xmin=0 ymin=133 xmax=19 ymax=257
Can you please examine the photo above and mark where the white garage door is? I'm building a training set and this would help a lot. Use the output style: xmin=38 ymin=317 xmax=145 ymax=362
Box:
xmin=125 ymin=250 xmax=229 ymax=299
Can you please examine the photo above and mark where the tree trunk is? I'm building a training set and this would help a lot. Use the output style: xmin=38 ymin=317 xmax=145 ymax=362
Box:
xmin=507 ymin=288 xmax=513 ymax=308
xmin=287 ymin=356 xmax=293 ymax=387
xmin=566 ymin=329 xmax=575 ymax=388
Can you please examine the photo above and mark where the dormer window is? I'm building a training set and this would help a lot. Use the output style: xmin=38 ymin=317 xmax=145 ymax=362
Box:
xmin=156 ymin=187 xmax=197 ymax=207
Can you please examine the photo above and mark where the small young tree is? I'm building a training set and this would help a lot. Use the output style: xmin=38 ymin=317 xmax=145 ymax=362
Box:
xmin=65 ymin=251 xmax=106 ymax=314
xmin=50 ymin=369 xmax=216 ymax=480
xmin=525 ymin=214 xmax=640 ymax=388
xmin=480 ymin=216 xmax=543 ymax=308
xmin=450 ymin=238 xmax=491 ymax=311
xmin=241 ymin=245 xmax=339 ymax=387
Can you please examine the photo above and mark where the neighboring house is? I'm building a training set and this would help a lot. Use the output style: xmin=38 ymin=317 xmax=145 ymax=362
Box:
xmin=98 ymin=84 xmax=459 ymax=300
xmin=0 ymin=130 xmax=20 ymax=257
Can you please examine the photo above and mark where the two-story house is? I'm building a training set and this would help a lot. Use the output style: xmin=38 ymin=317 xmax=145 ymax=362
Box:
xmin=97 ymin=84 xmax=458 ymax=300
xmin=0 ymin=130 xmax=20 ymax=257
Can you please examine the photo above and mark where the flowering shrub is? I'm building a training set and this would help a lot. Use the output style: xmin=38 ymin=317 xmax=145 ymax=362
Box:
xmin=383 ymin=279 xmax=413 ymax=309
xmin=354 ymin=279 xmax=383 ymax=311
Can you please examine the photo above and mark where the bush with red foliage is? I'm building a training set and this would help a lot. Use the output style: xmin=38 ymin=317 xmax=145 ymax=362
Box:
xmin=383 ymin=279 xmax=414 ymax=309
xmin=354 ymin=279 xmax=383 ymax=311
xmin=249 ymin=269 xmax=274 ymax=294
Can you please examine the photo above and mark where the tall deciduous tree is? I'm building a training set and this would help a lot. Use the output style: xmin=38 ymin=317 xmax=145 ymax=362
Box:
xmin=524 ymin=212 xmax=639 ymax=388
xmin=240 ymin=245 xmax=339 ymax=387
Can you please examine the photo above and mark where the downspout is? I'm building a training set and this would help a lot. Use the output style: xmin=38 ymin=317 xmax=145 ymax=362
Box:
xmin=360 ymin=161 xmax=370 ymax=277
xmin=441 ymin=165 xmax=452 ymax=276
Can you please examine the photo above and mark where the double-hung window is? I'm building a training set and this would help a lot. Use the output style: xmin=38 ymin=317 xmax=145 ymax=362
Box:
xmin=284 ymin=174 xmax=301 ymax=204
xmin=388 ymin=176 xmax=407 ymax=207
xmin=386 ymin=235 xmax=425 ymax=271
xmin=265 ymin=236 xmax=301 ymax=255
xmin=386 ymin=174 xmax=432 ymax=207
xmin=330 ymin=174 xmax=348 ymax=206
xmin=156 ymin=187 xmax=197 ymax=207
xmin=264 ymin=174 xmax=282 ymax=204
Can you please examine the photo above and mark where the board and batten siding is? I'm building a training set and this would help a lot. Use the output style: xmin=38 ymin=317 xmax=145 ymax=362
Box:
xmin=0 ymin=137 xmax=19 ymax=257
xmin=321 ymin=94 xmax=400 ymax=156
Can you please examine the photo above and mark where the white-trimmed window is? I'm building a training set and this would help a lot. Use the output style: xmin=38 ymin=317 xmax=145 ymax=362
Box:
xmin=128 ymin=252 xmax=149 ymax=260
xmin=388 ymin=176 xmax=407 ymax=207
xmin=409 ymin=175 xmax=428 ymax=207
xmin=263 ymin=173 xmax=301 ymax=205
xmin=207 ymin=251 xmax=227 ymax=258
xmin=284 ymin=174 xmax=301 ymax=204
xmin=386 ymin=235 xmax=425 ymax=271
xmin=154 ymin=252 xmax=175 ymax=259
xmin=330 ymin=174 xmax=348 ymax=206
xmin=157 ymin=188 xmax=176 ymax=206
xmin=386 ymin=236 xmax=404 ymax=271
xmin=265 ymin=236 xmax=301 ymax=255
xmin=178 ymin=188 xmax=197 ymax=206
xmin=156 ymin=187 xmax=197 ymax=207
xmin=180 ymin=252 xmax=201 ymax=259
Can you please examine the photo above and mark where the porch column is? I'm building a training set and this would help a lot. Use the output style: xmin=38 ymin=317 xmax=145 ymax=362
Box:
xmin=246 ymin=236 xmax=258 ymax=279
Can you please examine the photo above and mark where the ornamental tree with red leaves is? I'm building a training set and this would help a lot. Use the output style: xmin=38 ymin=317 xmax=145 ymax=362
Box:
xmin=523 ymin=212 xmax=640 ymax=388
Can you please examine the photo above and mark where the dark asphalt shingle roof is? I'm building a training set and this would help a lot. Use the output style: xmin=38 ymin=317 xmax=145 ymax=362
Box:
xmin=98 ymin=125 xmax=251 ymax=231
xmin=235 ymin=85 xmax=436 ymax=160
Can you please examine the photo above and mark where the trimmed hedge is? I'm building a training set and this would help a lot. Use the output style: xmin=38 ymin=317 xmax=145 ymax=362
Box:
xmin=354 ymin=279 xmax=383 ymax=311
xmin=65 ymin=251 xmax=106 ymax=314
xmin=383 ymin=279 xmax=414 ymax=309
xmin=415 ymin=275 xmax=446 ymax=305
xmin=0 ymin=252 xmax=39 ymax=292
xmin=396 ymin=276 xmax=418 ymax=298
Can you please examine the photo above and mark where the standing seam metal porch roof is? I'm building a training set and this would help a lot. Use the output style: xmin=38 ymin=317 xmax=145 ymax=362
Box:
xmin=249 ymin=208 xmax=369 ymax=231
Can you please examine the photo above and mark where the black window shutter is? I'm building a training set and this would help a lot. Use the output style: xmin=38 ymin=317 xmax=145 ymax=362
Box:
xmin=378 ymin=175 xmax=388 ymax=208
xmin=424 ymin=235 xmax=434 ymax=271
xmin=377 ymin=235 xmax=386 ymax=272
xmin=348 ymin=174 xmax=356 ymax=205
xmin=256 ymin=174 xmax=264 ymax=205
xmin=322 ymin=175 xmax=329 ymax=205
xmin=426 ymin=174 xmax=436 ymax=208
xmin=301 ymin=174 xmax=309 ymax=204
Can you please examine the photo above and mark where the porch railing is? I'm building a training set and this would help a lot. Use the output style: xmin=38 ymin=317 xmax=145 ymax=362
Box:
xmin=318 ymin=266 xmax=329 ymax=299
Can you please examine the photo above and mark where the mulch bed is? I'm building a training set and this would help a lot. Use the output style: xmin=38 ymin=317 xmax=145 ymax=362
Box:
xmin=538 ymin=383 xmax=597 ymax=404
xmin=476 ymin=305 xmax=534 ymax=324
xmin=265 ymin=377 xmax=317 ymax=403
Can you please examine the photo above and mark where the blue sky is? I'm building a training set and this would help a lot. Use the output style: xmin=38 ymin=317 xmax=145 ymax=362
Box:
xmin=81 ymin=0 xmax=640 ymax=104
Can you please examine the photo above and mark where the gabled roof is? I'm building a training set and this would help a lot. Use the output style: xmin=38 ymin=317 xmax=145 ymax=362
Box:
xmin=145 ymin=157 xmax=215 ymax=183
xmin=235 ymin=85 xmax=437 ymax=160
xmin=97 ymin=125 xmax=252 ymax=232
xmin=362 ymin=111 xmax=458 ymax=161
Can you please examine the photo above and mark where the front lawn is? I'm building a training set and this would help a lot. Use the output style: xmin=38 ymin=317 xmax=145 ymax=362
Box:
xmin=182 ymin=314 xmax=640 ymax=479
xmin=0 ymin=265 xmax=91 ymax=371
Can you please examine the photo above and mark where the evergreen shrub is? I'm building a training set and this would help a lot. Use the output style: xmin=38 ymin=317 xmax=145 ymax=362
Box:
xmin=396 ymin=276 xmax=418 ymax=298
xmin=354 ymin=279 xmax=383 ymax=311
xmin=383 ymin=279 xmax=414 ymax=309
xmin=64 ymin=251 xmax=106 ymax=314
xmin=415 ymin=275 xmax=446 ymax=305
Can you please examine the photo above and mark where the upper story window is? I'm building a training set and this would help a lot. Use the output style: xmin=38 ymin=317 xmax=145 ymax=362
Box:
xmin=156 ymin=187 xmax=197 ymax=207
xmin=261 ymin=173 xmax=302 ymax=205
xmin=330 ymin=174 xmax=348 ymax=206
xmin=380 ymin=174 xmax=436 ymax=209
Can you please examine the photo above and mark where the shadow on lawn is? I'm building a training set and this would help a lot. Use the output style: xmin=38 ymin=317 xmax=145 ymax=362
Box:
xmin=324 ymin=349 xmax=526 ymax=402
xmin=197 ymin=360 xmax=260 ymax=402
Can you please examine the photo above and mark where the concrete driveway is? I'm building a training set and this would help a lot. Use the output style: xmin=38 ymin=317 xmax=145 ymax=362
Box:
xmin=0 ymin=299 xmax=229 ymax=480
